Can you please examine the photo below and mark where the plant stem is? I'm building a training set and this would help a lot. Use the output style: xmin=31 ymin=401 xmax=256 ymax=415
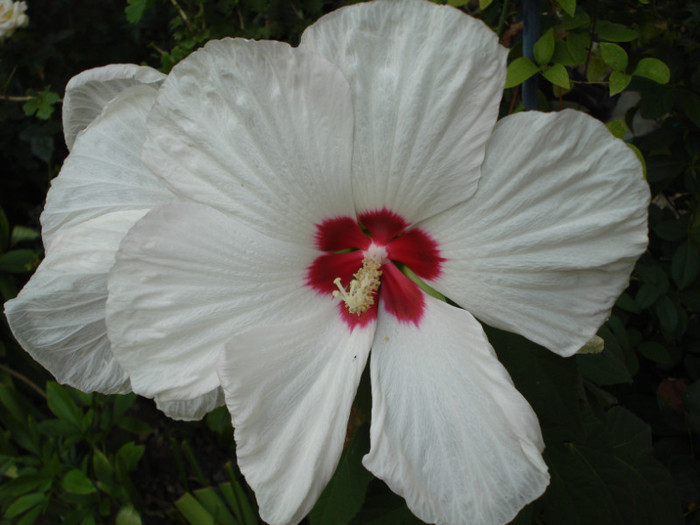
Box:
xmin=497 ymin=0 xmax=511 ymax=37
xmin=0 ymin=94 xmax=32 ymax=101
xmin=0 ymin=363 xmax=46 ymax=399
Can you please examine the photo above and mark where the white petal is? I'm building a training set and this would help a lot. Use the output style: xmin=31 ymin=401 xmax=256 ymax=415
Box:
xmin=142 ymin=39 xmax=355 ymax=244
xmin=364 ymin=296 xmax=549 ymax=525
xmin=4 ymin=210 xmax=148 ymax=394
xmin=422 ymin=110 xmax=650 ymax=356
xmin=300 ymin=0 xmax=507 ymax=222
xmin=43 ymin=84 xmax=173 ymax=248
xmin=63 ymin=64 xmax=165 ymax=150
xmin=156 ymin=388 xmax=225 ymax=421
xmin=106 ymin=202 xmax=323 ymax=404
xmin=219 ymin=308 xmax=374 ymax=525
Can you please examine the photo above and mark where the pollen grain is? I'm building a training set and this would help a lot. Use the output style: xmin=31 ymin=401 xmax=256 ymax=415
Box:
xmin=332 ymin=257 xmax=383 ymax=315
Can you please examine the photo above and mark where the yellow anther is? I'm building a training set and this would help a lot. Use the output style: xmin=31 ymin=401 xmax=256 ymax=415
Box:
xmin=332 ymin=256 xmax=383 ymax=315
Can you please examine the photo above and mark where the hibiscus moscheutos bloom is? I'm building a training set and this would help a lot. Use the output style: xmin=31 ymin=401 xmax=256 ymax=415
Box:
xmin=7 ymin=62 xmax=232 ymax=419
xmin=0 ymin=0 xmax=28 ymax=39
xmin=3 ymin=64 xmax=197 ymax=413
xmin=5 ymin=0 xmax=650 ymax=524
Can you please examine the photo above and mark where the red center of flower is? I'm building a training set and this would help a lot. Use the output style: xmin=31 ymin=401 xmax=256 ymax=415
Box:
xmin=305 ymin=208 xmax=443 ymax=329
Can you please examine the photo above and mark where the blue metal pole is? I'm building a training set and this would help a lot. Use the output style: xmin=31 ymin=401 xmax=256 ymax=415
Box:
xmin=521 ymin=0 xmax=540 ymax=110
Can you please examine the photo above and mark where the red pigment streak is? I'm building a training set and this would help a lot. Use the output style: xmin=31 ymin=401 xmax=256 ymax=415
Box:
xmin=386 ymin=229 xmax=443 ymax=280
xmin=305 ymin=208 xmax=443 ymax=329
xmin=314 ymin=217 xmax=370 ymax=252
xmin=380 ymin=263 xmax=426 ymax=324
xmin=358 ymin=209 xmax=408 ymax=245
xmin=306 ymin=251 xmax=364 ymax=295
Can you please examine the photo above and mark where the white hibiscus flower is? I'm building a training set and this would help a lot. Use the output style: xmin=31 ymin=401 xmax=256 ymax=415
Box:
xmin=4 ymin=1 xmax=650 ymax=524
xmin=0 ymin=0 xmax=28 ymax=40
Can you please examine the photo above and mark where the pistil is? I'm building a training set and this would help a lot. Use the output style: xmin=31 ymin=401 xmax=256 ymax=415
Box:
xmin=332 ymin=256 xmax=383 ymax=315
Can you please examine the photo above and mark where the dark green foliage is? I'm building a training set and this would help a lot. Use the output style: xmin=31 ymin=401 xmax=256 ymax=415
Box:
xmin=492 ymin=328 xmax=683 ymax=524
xmin=0 ymin=382 xmax=148 ymax=524
xmin=309 ymin=424 xmax=374 ymax=525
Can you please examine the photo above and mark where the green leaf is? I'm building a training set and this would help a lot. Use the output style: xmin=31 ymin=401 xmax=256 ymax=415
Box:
xmin=637 ymin=342 xmax=674 ymax=365
xmin=224 ymin=464 xmax=258 ymax=525
xmin=606 ymin=119 xmax=627 ymax=139
xmin=646 ymin=154 xmax=682 ymax=183
xmin=653 ymin=219 xmax=686 ymax=242
xmin=605 ymin=406 xmax=651 ymax=453
xmin=654 ymin=296 xmax=679 ymax=332
xmin=681 ymin=290 xmax=700 ymax=312
xmin=15 ymin=503 xmax=43 ymax=525
xmin=0 ymin=473 xmax=50 ymax=501
xmin=115 ymin=505 xmax=142 ymax=525
xmin=542 ymin=63 xmax=571 ymax=89
xmin=181 ymin=441 xmax=207 ymax=486
xmin=4 ymin=492 xmax=46 ymax=519
xmin=62 ymin=469 xmax=97 ymax=495
xmin=561 ymin=11 xmax=589 ymax=30
xmin=309 ymin=426 xmax=373 ymax=525
xmin=46 ymin=382 xmax=82 ymax=428
xmin=11 ymin=417 xmax=41 ymax=455
xmin=637 ymin=263 xmax=670 ymax=294
xmin=566 ymin=31 xmax=590 ymax=64
xmin=115 ymin=416 xmax=152 ymax=435
xmin=0 ymin=207 xmax=9 ymax=253
xmin=115 ymin=442 xmax=145 ymax=475
xmin=478 ymin=0 xmax=494 ymax=9
xmin=205 ymin=406 xmax=233 ymax=436
xmin=176 ymin=493 xmax=215 ymax=525
xmin=350 ymin=482 xmax=424 ymax=525
xmin=609 ymin=71 xmax=632 ymax=96
xmin=0 ymin=249 xmax=40 ymax=274
xmin=681 ymin=92 xmax=700 ymax=128
xmin=555 ymin=0 xmax=576 ymax=17
xmin=600 ymin=42 xmax=628 ymax=71
xmin=615 ymin=292 xmax=640 ymax=313
xmin=446 ymin=0 xmax=470 ymax=5
xmin=577 ymin=326 xmax=634 ymax=385
xmin=37 ymin=95 xmax=60 ymax=120
xmin=596 ymin=21 xmax=639 ymax=42
xmin=504 ymin=57 xmax=539 ymax=89
xmin=0 ymin=384 xmax=27 ymax=423
xmin=671 ymin=241 xmax=700 ymax=289
xmin=533 ymin=28 xmax=555 ymax=66
xmin=543 ymin=406 xmax=682 ymax=524
xmin=10 ymin=226 xmax=40 ymax=247
xmin=61 ymin=507 xmax=93 ymax=524
xmin=587 ymin=54 xmax=608 ymax=82
xmin=632 ymin=58 xmax=670 ymax=84
xmin=487 ymin=327 xmax=583 ymax=433
xmin=218 ymin=483 xmax=244 ymax=523
xmin=71 ymin=388 xmax=93 ymax=407
xmin=193 ymin=487 xmax=237 ymax=525
xmin=92 ymin=449 xmax=113 ymax=486
xmin=577 ymin=335 xmax=604 ymax=354
xmin=638 ymin=84 xmax=672 ymax=119
xmin=626 ymin=143 xmax=646 ymax=179
xmin=112 ymin=393 xmax=137 ymax=419
xmin=125 ymin=0 xmax=151 ymax=24
xmin=39 ymin=419 xmax=82 ymax=437
xmin=551 ymin=41 xmax=577 ymax=66
xmin=22 ymin=91 xmax=61 ymax=120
